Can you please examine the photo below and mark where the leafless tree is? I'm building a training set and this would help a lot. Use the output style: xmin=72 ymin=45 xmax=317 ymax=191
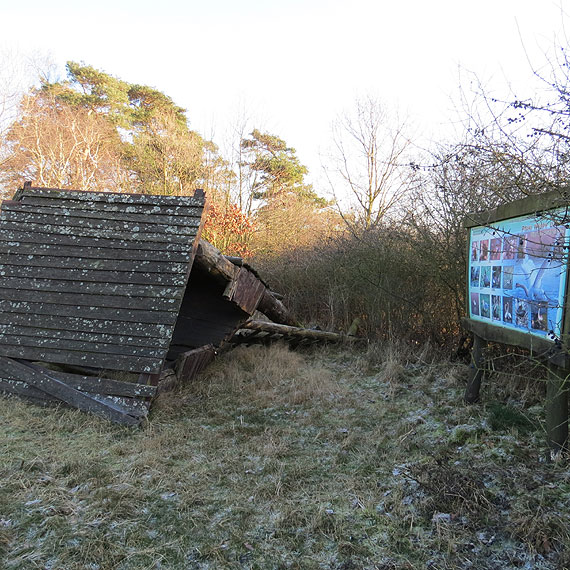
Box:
xmin=325 ymin=96 xmax=416 ymax=231
xmin=3 ymin=92 xmax=123 ymax=192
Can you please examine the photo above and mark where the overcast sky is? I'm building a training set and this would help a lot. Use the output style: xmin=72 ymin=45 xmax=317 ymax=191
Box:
xmin=1 ymin=0 xmax=568 ymax=190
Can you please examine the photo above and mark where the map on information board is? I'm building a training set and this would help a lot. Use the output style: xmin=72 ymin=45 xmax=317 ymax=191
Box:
xmin=468 ymin=209 xmax=570 ymax=340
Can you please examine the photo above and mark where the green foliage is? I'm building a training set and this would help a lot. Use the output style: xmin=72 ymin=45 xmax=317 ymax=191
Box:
xmin=487 ymin=401 xmax=537 ymax=433
xmin=42 ymin=62 xmax=187 ymax=132
xmin=42 ymin=61 xmax=132 ymax=127
xmin=241 ymin=128 xmax=325 ymax=205
xmin=7 ymin=61 xmax=214 ymax=195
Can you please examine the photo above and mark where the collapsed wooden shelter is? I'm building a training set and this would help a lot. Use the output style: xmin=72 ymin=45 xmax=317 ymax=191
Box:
xmin=0 ymin=185 xmax=351 ymax=425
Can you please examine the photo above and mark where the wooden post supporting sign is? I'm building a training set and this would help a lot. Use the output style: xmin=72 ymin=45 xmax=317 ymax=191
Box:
xmin=546 ymin=361 xmax=569 ymax=454
xmin=464 ymin=334 xmax=487 ymax=404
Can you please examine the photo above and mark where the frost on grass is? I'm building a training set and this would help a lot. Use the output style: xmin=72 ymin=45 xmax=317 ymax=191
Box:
xmin=0 ymin=341 xmax=569 ymax=569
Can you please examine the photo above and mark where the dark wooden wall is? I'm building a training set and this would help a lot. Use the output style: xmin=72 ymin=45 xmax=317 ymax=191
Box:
xmin=167 ymin=264 xmax=249 ymax=361
xmin=0 ymin=187 xmax=205 ymax=374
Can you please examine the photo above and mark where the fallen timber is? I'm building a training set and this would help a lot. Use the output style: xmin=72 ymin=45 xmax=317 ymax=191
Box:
xmin=0 ymin=185 xmax=361 ymax=425
xmin=231 ymin=320 xmax=364 ymax=347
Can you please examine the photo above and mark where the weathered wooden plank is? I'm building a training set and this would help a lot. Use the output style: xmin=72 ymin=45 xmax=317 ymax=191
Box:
xmin=138 ymin=372 xmax=162 ymax=387
xmin=54 ymin=373 xmax=156 ymax=399
xmin=462 ymin=318 xmax=568 ymax=368
xmin=0 ymin=367 xmax=156 ymax=398
xmin=0 ymin=300 xmax=178 ymax=325
xmin=0 ymin=287 xmax=180 ymax=312
xmin=0 ymin=377 xmax=59 ymax=401
xmin=175 ymin=345 xmax=216 ymax=385
xmin=0 ymin=242 xmax=192 ymax=263
xmin=0 ymin=264 xmax=186 ymax=286
xmin=0 ymin=229 xmax=191 ymax=252
xmin=0 ymin=357 xmax=145 ymax=423
xmin=20 ymin=195 xmax=205 ymax=216
xmin=1 ymin=210 xmax=200 ymax=235
xmin=0 ymin=379 xmax=151 ymax=418
xmin=4 ymin=202 xmax=203 ymax=226
xmin=0 ymin=221 xmax=195 ymax=245
xmin=0 ymin=253 xmax=186 ymax=274
xmin=89 ymin=393 xmax=150 ymax=417
xmin=19 ymin=187 xmax=206 ymax=207
xmin=0 ymin=345 xmax=161 ymax=373
xmin=24 ymin=363 xmax=157 ymax=402
xmin=225 ymin=267 xmax=266 ymax=314
xmin=0 ymin=322 xmax=169 ymax=348
xmin=0 ymin=312 xmax=172 ymax=338
xmin=0 ymin=333 xmax=166 ymax=359
xmin=0 ymin=278 xmax=181 ymax=299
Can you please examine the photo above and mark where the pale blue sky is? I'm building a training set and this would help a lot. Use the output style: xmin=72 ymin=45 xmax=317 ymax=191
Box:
xmin=0 ymin=0 xmax=568 ymax=189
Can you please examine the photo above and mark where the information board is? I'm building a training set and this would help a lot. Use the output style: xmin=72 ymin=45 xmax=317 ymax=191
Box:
xmin=468 ymin=209 xmax=570 ymax=340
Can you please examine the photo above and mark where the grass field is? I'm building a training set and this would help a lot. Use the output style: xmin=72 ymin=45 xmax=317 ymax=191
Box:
xmin=1 ymin=342 xmax=569 ymax=569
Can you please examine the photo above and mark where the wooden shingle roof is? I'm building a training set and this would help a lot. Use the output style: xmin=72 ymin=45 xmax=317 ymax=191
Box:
xmin=0 ymin=186 xmax=206 ymax=374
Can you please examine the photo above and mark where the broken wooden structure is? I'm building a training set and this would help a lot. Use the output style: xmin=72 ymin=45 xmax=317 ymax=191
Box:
xmin=0 ymin=185 xmax=208 ymax=424
xmin=0 ymin=185 xmax=351 ymax=425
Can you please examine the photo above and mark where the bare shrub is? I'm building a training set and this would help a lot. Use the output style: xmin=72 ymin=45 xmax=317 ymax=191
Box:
xmin=257 ymin=226 xmax=460 ymax=347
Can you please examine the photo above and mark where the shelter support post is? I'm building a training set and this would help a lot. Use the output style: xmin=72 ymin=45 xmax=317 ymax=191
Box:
xmin=464 ymin=334 xmax=486 ymax=404
xmin=546 ymin=361 xmax=569 ymax=454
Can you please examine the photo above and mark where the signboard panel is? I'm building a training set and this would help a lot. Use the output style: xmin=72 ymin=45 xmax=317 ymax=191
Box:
xmin=468 ymin=209 xmax=570 ymax=341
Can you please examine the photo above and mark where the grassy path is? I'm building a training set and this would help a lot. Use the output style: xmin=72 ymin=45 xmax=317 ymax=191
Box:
xmin=1 ymin=343 xmax=568 ymax=569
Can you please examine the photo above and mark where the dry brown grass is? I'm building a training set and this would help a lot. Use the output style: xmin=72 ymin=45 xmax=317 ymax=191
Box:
xmin=189 ymin=343 xmax=344 ymax=406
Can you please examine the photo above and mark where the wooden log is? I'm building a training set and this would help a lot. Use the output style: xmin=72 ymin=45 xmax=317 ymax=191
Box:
xmin=464 ymin=334 xmax=486 ymax=404
xmin=257 ymin=289 xmax=298 ymax=326
xmin=546 ymin=361 xmax=569 ymax=454
xmin=240 ymin=320 xmax=355 ymax=343
xmin=195 ymin=240 xmax=238 ymax=283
